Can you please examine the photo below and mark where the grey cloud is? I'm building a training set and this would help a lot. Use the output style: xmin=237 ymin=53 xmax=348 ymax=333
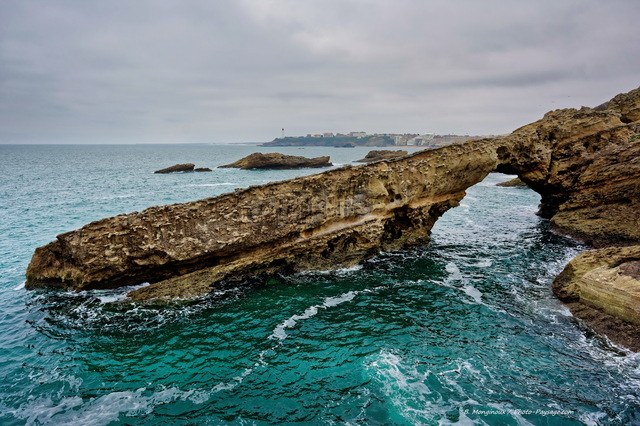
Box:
xmin=1 ymin=0 xmax=639 ymax=143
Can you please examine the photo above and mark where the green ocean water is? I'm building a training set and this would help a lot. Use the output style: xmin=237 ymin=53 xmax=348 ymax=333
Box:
xmin=0 ymin=144 xmax=639 ymax=425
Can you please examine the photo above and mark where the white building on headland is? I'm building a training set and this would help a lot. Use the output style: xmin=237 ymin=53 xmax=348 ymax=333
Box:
xmin=348 ymin=131 xmax=367 ymax=138
xmin=407 ymin=134 xmax=435 ymax=146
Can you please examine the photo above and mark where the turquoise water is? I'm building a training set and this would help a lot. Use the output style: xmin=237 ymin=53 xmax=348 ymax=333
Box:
xmin=0 ymin=144 xmax=639 ymax=425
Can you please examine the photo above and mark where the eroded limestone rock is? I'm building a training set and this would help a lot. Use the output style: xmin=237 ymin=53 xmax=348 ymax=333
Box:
xmin=553 ymin=246 xmax=640 ymax=350
xmin=354 ymin=150 xmax=409 ymax=163
xmin=219 ymin=152 xmax=332 ymax=169
xmin=25 ymin=87 xmax=640 ymax=310
xmin=27 ymin=141 xmax=499 ymax=299
xmin=490 ymin=88 xmax=640 ymax=247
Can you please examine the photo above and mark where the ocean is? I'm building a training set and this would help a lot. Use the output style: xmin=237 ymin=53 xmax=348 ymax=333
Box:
xmin=0 ymin=144 xmax=639 ymax=425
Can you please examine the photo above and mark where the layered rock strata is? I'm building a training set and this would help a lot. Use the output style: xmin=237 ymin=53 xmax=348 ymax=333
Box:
xmin=491 ymin=87 xmax=640 ymax=247
xmin=27 ymin=141 xmax=498 ymax=299
xmin=354 ymin=150 xmax=409 ymax=163
xmin=219 ymin=152 xmax=332 ymax=169
xmin=26 ymin=87 xmax=640 ymax=312
xmin=553 ymin=246 xmax=640 ymax=350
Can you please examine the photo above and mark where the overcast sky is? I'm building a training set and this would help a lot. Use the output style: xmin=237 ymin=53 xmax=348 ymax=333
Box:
xmin=1 ymin=0 xmax=639 ymax=144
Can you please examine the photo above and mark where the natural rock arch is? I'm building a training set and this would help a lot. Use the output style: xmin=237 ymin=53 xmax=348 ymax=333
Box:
xmin=25 ymin=88 xmax=640 ymax=302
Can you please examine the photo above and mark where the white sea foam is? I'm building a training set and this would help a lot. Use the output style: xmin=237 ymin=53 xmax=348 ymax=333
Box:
xmin=12 ymin=385 xmax=217 ymax=426
xmin=211 ymin=364 xmax=258 ymax=393
xmin=366 ymin=350 xmax=475 ymax=425
xmin=324 ymin=291 xmax=356 ymax=307
xmin=557 ymin=305 xmax=573 ymax=317
xmin=473 ymin=259 xmax=493 ymax=268
xmin=578 ymin=411 xmax=608 ymax=426
xmin=97 ymin=193 xmax=136 ymax=200
xmin=85 ymin=282 xmax=152 ymax=304
xmin=269 ymin=291 xmax=357 ymax=341
xmin=180 ymin=183 xmax=235 ymax=188
xmin=442 ymin=262 xmax=464 ymax=291
xmin=13 ymin=281 xmax=25 ymax=291
xmin=445 ymin=262 xmax=462 ymax=280
xmin=304 ymin=263 xmax=364 ymax=276
xmin=462 ymin=285 xmax=483 ymax=304
xmin=362 ymin=284 xmax=391 ymax=294
xmin=335 ymin=264 xmax=364 ymax=274
xmin=368 ymin=351 xmax=426 ymax=394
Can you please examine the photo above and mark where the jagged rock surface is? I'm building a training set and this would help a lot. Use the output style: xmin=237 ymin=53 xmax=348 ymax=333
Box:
xmin=27 ymin=142 xmax=498 ymax=298
xmin=553 ymin=246 xmax=640 ymax=350
xmin=354 ymin=150 xmax=409 ymax=163
xmin=154 ymin=164 xmax=195 ymax=174
xmin=492 ymin=88 xmax=640 ymax=247
xmin=26 ymin=87 xmax=640 ymax=308
xmin=219 ymin=152 xmax=332 ymax=169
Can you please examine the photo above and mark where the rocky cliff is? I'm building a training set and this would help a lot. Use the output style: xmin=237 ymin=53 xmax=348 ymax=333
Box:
xmin=493 ymin=94 xmax=640 ymax=247
xmin=553 ymin=246 xmax=640 ymax=350
xmin=26 ymin=87 xmax=640 ymax=312
xmin=491 ymin=86 xmax=640 ymax=349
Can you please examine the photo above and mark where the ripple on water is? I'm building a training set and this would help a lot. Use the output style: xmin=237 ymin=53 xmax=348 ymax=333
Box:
xmin=1 ymin=149 xmax=639 ymax=425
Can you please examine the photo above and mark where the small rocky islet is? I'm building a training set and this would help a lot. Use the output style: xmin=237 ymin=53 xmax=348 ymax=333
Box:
xmin=219 ymin=152 xmax=333 ymax=169
xmin=496 ymin=177 xmax=527 ymax=187
xmin=354 ymin=150 xmax=409 ymax=163
xmin=26 ymin=87 xmax=640 ymax=350
xmin=154 ymin=163 xmax=212 ymax=173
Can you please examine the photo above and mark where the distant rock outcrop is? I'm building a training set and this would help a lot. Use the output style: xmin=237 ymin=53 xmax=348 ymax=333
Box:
xmin=195 ymin=168 xmax=212 ymax=172
xmin=354 ymin=150 xmax=409 ymax=163
xmin=26 ymin=85 xmax=640 ymax=351
xmin=154 ymin=164 xmax=195 ymax=174
xmin=219 ymin=153 xmax=332 ymax=169
xmin=495 ymin=177 xmax=527 ymax=187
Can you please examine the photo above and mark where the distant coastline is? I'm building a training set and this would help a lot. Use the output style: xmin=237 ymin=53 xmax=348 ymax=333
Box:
xmin=261 ymin=132 xmax=483 ymax=148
